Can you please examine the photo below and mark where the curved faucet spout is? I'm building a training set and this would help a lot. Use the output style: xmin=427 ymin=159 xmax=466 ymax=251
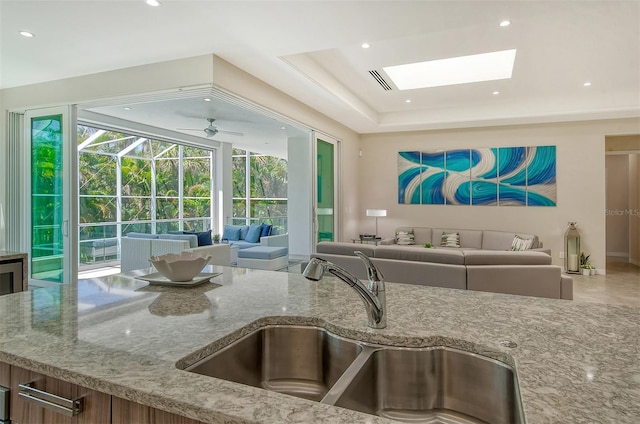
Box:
xmin=303 ymin=251 xmax=386 ymax=329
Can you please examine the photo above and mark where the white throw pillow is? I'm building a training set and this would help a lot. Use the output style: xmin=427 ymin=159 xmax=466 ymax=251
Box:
xmin=441 ymin=232 xmax=460 ymax=248
xmin=396 ymin=230 xmax=415 ymax=245
xmin=510 ymin=235 xmax=534 ymax=251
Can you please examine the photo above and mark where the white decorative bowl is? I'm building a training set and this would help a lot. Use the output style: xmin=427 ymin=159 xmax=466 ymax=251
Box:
xmin=149 ymin=252 xmax=212 ymax=282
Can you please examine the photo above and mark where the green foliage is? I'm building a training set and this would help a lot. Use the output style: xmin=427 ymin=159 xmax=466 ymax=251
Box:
xmin=580 ymin=252 xmax=591 ymax=268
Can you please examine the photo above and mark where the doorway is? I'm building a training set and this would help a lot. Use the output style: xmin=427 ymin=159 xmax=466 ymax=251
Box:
xmin=604 ymin=135 xmax=640 ymax=273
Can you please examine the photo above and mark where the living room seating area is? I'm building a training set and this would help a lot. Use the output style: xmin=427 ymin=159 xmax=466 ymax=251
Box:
xmin=307 ymin=227 xmax=572 ymax=300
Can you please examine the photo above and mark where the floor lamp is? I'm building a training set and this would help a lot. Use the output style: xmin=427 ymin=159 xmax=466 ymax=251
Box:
xmin=366 ymin=209 xmax=387 ymax=237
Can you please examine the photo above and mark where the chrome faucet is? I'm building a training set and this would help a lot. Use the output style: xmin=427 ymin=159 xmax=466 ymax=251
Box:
xmin=303 ymin=251 xmax=386 ymax=329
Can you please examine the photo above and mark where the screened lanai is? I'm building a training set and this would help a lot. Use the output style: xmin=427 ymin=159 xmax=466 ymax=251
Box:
xmin=76 ymin=124 xmax=290 ymax=273
xmin=77 ymin=124 xmax=216 ymax=269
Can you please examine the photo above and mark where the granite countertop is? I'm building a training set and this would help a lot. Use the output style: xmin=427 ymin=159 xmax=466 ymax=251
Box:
xmin=0 ymin=265 xmax=637 ymax=423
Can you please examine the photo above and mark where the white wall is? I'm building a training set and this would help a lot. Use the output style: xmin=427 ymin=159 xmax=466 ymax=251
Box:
xmin=208 ymin=56 xmax=361 ymax=242
xmin=0 ymin=54 xmax=361 ymax=253
xmin=288 ymin=136 xmax=313 ymax=259
xmin=359 ymin=119 xmax=640 ymax=272
xmin=605 ymin=155 xmax=630 ymax=256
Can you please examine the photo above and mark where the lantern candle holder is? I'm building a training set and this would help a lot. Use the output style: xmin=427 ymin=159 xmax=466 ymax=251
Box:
xmin=564 ymin=222 xmax=581 ymax=274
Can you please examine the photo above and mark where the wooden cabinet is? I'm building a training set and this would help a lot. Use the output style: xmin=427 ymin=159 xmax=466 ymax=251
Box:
xmin=1 ymin=362 xmax=204 ymax=424
xmin=113 ymin=397 xmax=205 ymax=424
xmin=10 ymin=365 xmax=110 ymax=424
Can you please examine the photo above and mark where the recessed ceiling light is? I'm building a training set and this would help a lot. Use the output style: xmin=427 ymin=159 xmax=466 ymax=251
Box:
xmin=123 ymin=107 xmax=132 ymax=111
xmin=493 ymin=91 xmax=500 ymax=95
xmin=361 ymin=43 xmax=371 ymax=49
xmin=383 ymin=49 xmax=517 ymax=90
xmin=583 ymin=82 xmax=592 ymax=87
xmin=146 ymin=0 xmax=160 ymax=6
xmin=280 ymin=126 xmax=286 ymax=130
xmin=203 ymin=98 xmax=212 ymax=102
xmin=405 ymin=99 xmax=412 ymax=103
xmin=19 ymin=31 xmax=34 ymax=38
xmin=499 ymin=20 xmax=511 ymax=27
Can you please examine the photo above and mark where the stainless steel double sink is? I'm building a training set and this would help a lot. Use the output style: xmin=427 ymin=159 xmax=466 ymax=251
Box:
xmin=184 ymin=325 xmax=525 ymax=424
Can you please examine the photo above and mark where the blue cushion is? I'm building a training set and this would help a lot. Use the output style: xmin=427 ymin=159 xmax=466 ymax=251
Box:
xmin=239 ymin=225 xmax=250 ymax=240
xmin=260 ymin=223 xmax=272 ymax=238
xmin=158 ymin=234 xmax=198 ymax=248
xmin=231 ymin=240 xmax=260 ymax=249
xmin=127 ymin=232 xmax=159 ymax=239
xmin=222 ymin=225 xmax=241 ymax=241
xmin=245 ymin=224 xmax=262 ymax=244
xmin=189 ymin=230 xmax=212 ymax=246
xmin=237 ymin=246 xmax=288 ymax=260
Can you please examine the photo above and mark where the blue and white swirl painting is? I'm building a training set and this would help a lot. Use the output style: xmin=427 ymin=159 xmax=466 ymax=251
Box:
xmin=398 ymin=146 xmax=556 ymax=207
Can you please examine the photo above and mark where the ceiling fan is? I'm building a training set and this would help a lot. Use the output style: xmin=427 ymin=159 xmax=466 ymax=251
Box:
xmin=177 ymin=118 xmax=244 ymax=138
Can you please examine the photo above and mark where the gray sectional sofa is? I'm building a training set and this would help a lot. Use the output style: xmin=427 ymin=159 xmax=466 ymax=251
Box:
xmin=308 ymin=227 xmax=572 ymax=300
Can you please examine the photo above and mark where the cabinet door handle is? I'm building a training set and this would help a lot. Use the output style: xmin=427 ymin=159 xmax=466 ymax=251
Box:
xmin=18 ymin=381 xmax=83 ymax=417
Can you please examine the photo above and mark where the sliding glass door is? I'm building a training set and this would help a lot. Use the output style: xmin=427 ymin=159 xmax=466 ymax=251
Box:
xmin=315 ymin=135 xmax=339 ymax=243
xmin=25 ymin=107 xmax=78 ymax=283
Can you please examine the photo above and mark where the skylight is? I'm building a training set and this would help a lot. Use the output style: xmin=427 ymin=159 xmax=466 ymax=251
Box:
xmin=383 ymin=49 xmax=517 ymax=90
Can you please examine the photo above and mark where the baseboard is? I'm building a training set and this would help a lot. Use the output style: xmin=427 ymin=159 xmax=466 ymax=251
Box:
xmin=596 ymin=268 xmax=606 ymax=275
xmin=606 ymin=252 xmax=629 ymax=257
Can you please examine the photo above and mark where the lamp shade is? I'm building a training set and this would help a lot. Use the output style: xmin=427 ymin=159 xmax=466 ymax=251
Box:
xmin=366 ymin=209 xmax=387 ymax=217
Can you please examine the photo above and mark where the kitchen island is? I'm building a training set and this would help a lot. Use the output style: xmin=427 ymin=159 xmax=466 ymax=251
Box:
xmin=0 ymin=265 xmax=637 ymax=423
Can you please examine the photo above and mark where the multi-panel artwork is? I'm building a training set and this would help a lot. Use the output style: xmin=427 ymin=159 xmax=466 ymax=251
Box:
xmin=398 ymin=146 xmax=556 ymax=206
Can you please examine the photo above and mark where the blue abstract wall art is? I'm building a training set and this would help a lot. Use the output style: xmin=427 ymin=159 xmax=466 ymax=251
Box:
xmin=398 ymin=146 xmax=557 ymax=207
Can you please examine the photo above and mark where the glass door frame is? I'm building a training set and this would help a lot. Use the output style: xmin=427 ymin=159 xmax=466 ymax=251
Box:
xmin=22 ymin=106 xmax=78 ymax=284
xmin=313 ymin=132 xmax=341 ymax=246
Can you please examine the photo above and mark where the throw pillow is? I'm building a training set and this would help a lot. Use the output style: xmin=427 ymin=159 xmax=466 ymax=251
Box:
xmin=239 ymin=225 xmax=251 ymax=240
xmin=260 ymin=223 xmax=273 ymax=238
xmin=510 ymin=235 xmax=534 ymax=251
xmin=441 ymin=232 xmax=460 ymax=248
xmin=245 ymin=224 xmax=262 ymax=244
xmin=222 ymin=225 xmax=241 ymax=241
xmin=395 ymin=229 xmax=415 ymax=245
xmin=187 ymin=230 xmax=212 ymax=247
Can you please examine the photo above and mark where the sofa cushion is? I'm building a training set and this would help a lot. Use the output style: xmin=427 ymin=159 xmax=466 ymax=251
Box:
xmin=232 ymin=240 xmax=261 ymax=249
xmin=260 ymin=223 xmax=273 ymax=237
xmin=466 ymin=265 xmax=562 ymax=299
xmin=223 ymin=225 xmax=242 ymax=241
xmin=432 ymin=228 xmax=483 ymax=249
xmin=316 ymin=242 xmax=376 ymax=257
xmin=463 ymin=250 xmax=552 ymax=265
xmin=239 ymin=225 xmax=251 ymax=240
xmin=238 ymin=246 xmax=288 ymax=260
xmin=245 ymin=224 xmax=262 ymax=243
xmin=482 ymin=230 xmax=539 ymax=250
xmin=374 ymin=245 xmax=465 ymax=265
xmin=127 ymin=232 xmax=159 ymax=239
xmin=395 ymin=229 xmax=415 ymax=245
xmin=193 ymin=230 xmax=213 ymax=247
xmin=158 ymin=233 xmax=198 ymax=248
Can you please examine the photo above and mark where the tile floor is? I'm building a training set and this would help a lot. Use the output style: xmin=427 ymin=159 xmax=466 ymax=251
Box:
xmin=571 ymin=256 xmax=640 ymax=307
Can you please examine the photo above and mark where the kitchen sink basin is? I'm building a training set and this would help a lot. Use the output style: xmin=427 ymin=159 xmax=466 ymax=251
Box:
xmin=184 ymin=325 xmax=525 ymax=423
xmin=331 ymin=347 xmax=524 ymax=424
xmin=185 ymin=325 xmax=363 ymax=401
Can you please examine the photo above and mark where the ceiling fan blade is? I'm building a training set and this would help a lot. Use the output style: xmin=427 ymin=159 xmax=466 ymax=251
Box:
xmin=176 ymin=128 xmax=203 ymax=131
xmin=218 ymin=130 xmax=244 ymax=136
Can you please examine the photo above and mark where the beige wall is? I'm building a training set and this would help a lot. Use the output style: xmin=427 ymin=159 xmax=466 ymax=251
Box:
xmin=605 ymin=155 xmax=630 ymax=256
xmin=630 ymin=154 xmax=640 ymax=266
xmin=359 ymin=119 xmax=640 ymax=272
